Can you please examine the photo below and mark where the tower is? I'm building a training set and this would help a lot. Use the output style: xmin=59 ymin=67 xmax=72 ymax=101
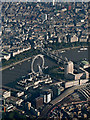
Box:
xmin=45 ymin=14 xmax=47 ymax=21
xmin=27 ymin=102 xmax=31 ymax=110
xmin=53 ymin=0 xmax=55 ymax=6
xmin=64 ymin=61 xmax=74 ymax=77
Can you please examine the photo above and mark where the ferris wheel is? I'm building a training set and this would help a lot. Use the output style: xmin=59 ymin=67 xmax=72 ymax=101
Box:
xmin=31 ymin=54 xmax=45 ymax=74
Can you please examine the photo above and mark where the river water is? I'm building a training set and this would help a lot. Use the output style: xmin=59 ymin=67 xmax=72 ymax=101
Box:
xmin=2 ymin=47 xmax=88 ymax=86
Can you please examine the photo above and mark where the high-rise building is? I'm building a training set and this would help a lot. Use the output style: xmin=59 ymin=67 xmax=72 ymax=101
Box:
xmin=42 ymin=14 xmax=48 ymax=21
xmin=64 ymin=61 xmax=74 ymax=77
xmin=43 ymin=91 xmax=52 ymax=104
xmin=53 ymin=0 xmax=55 ymax=6
xmin=58 ymin=36 xmax=62 ymax=43
xmin=45 ymin=14 xmax=47 ymax=21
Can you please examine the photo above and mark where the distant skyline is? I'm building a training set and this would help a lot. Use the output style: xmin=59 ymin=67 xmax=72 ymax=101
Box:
xmin=1 ymin=0 xmax=89 ymax=2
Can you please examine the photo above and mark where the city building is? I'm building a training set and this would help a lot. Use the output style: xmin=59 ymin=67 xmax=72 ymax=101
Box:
xmin=17 ymin=91 xmax=24 ymax=97
xmin=3 ymin=90 xmax=11 ymax=99
xmin=35 ymin=96 xmax=43 ymax=109
xmin=51 ymin=85 xmax=61 ymax=97
xmin=71 ymin=35 xmax=78 ymax=42
xmin=80 ymin=61 xmax=89 ymax=69
xmin=43 ymin=91 xmax=51 ymax=104
xmin=64 ymin=80 xmax=79 ymax=88
xmin=64 ymin=61 xmax=89 ymax=80
xmin=64 ymin=61 xmax=74 ymax=77
xmin=6 ymin=96 xmax=23 ymax=106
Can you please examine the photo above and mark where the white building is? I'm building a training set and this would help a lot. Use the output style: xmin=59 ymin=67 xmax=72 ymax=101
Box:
xmin=80 ymin=79 xmax=89 ymax=85
xmin=3 ymin=91 xmax=11 ymax=99
xmin=47 ymin=93 xmax=51 ymax=103
xmin=4 ymin=53 xmax=11 ymax=60
xmin=65 ymin=80 xmax=79 ymax=88
xmin=58 ymin=36 xmax=62 ymax=43
xmin=62 ymin=8 xmax=67 ymax=12
xmin=44 ymin=92 xmax=51 ymax=104
xmin=64 ymin=61 xmax=74 ymax=76
xmin=45 ymin=14 xmax=47 ymax=21
xmin=17 ymin=91 xmax=24 ymax=97
xmin=0 ymin=31 xmax=2 ymax=36
xmin=71 ymin=35 xmax=78 ymax=42
xmin=13 ymin=46 xmax=31 ymax=57
xmin=64 ymin=61 xmax=89 ymax=80
xmin=16 ymin=99 xmax=23 ymax=106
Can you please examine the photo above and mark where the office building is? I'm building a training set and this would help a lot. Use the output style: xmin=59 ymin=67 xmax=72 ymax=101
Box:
xmin=64 ymin=61 xmax=74 ymax=77
xmin=35 ymin=96 xmax=43 ymax=109
xmin=43 ymin=91 xmax=52 ymax=104
xmin=3 ymin=90 xmax=11 ymax=99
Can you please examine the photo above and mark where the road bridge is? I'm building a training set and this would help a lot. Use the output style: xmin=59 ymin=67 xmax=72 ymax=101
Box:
xmin=41 ymin=48 xmax=66 ymax=65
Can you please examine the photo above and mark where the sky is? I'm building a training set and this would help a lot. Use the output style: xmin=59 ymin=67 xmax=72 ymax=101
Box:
xmin=1 ymin=0 xmax=89 ymax=2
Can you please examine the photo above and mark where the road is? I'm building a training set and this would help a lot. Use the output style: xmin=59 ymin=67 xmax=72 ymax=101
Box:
xmin=53 ymin=45 xmax=88 ymax=52
xmin=2 ymin=85 xmax=19 ymax=92
xmin=40 ymin=83 xmax=89 ymax=118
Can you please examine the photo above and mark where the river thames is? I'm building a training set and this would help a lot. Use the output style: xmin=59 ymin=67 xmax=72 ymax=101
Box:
xmin=2 ymin=47 xmax=88 ymax=86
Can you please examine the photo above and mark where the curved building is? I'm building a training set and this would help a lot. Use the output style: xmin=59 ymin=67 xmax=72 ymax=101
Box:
xmin=64 ymin=61 xmax=74 ymax=77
